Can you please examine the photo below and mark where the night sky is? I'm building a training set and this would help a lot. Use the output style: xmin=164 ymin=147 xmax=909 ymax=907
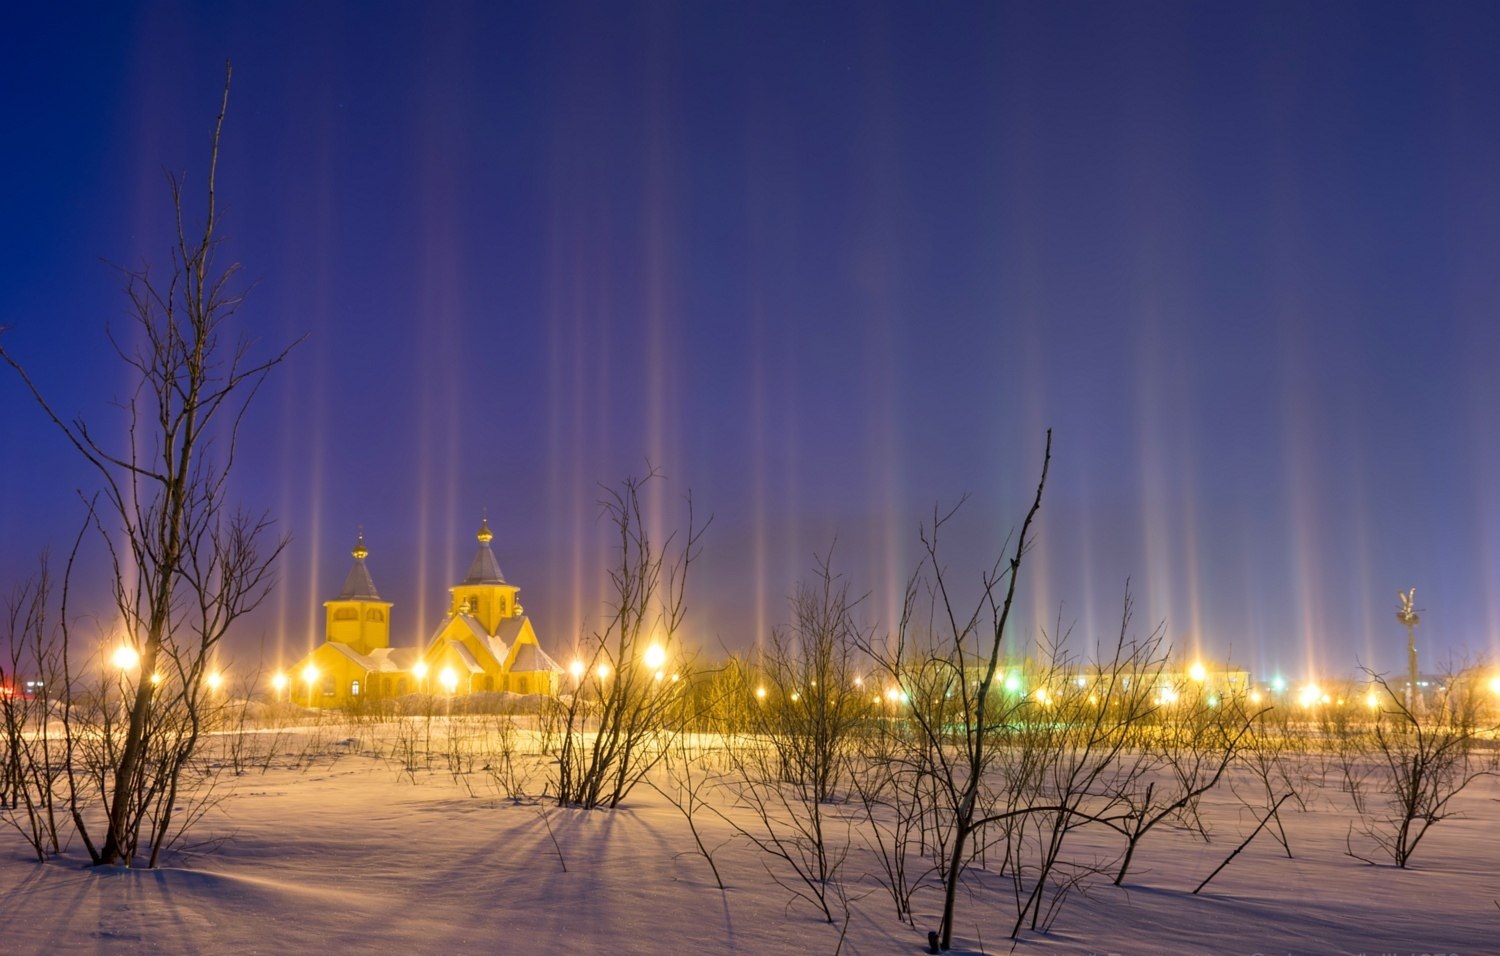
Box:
xmin=4 ymin=2 xmax=1500 ymax=685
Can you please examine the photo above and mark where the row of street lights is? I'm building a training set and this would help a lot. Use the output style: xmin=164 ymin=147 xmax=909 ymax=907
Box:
xmin=566 ymin=642 xmax=670 ymax=686
xmin=110 ymin=643 xmax=223 ymax=694
xmin=266 ymin=659 xmax=463 ymax=708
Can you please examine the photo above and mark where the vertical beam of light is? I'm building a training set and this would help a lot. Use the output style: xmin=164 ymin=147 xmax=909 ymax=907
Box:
xmin=853 ymin=12 xmax=907 ymax=651
xmin=274 ymin=56 xmax=340 ymax=668
xmin=413 ymin=12 xmax=469 ymax=639
xmin=741 ymin=128 xmax=768 ymax=657
xmin=641 ymin=7 xmax=683 ymax=638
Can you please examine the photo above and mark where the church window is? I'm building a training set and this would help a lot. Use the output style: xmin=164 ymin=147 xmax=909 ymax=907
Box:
xmin=350 ymin=680 xmax=361 ymax=696
xmin=321 ymin=676 xmax=335 ymax=697
xmin=335 ymin=608 xmax=357 ymax=621
xmin=366 ymin=609 xmax=384 ymax=622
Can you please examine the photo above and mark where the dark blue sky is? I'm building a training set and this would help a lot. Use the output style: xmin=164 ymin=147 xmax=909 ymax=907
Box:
xmin=4 ymin=1 xmax=1499 ymax=684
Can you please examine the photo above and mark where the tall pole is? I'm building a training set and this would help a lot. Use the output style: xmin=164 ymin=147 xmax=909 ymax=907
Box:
xmin=1396 ymin=589 xmax=1420 ymax=712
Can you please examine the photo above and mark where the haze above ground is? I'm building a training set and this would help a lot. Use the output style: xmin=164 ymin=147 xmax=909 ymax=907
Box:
xmin=3 ymin=1 xmax=1499 ymax=681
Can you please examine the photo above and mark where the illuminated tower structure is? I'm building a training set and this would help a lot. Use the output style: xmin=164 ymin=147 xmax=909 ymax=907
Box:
xmin=324 ymin=532 xmax=392 ymax=655
xmin=290 ymin=533 xmax=418 ymax=706
xmin=419 ymin=517 xmax=562 ymax=697
xmin=286 ymin=518 xmax=561 ymax=707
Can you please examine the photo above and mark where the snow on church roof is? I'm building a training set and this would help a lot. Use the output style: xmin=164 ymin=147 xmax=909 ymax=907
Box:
xmin=461 ymin=517 xmax=508 ymax=585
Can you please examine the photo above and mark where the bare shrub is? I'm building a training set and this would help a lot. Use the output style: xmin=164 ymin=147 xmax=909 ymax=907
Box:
xmin=1344 ymin=670 xmax=1497 ymax=867
xmin=553 ymin=470 xmax=706 ymax=809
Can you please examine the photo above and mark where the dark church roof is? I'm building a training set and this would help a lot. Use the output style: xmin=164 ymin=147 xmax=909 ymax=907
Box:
xmin=337 ymin=532 xmax=383 ymax=600
xmin=462 ymin=517 xmax=508 ymax=585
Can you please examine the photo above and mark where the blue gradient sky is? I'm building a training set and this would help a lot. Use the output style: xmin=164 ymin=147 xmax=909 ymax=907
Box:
xmin=4 ymin=1 xmax=1499 ymax=683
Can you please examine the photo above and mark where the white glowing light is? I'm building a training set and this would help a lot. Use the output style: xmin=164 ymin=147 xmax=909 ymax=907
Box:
xmin=1188 ymin=662 xmax=1208 ymax=683
xmin=643 ymin=643 xmax=668 ymax=670
xmin=439 ymin=667 xmax=458 ymax=694
xmin=112 ymin=645 xmax=140 ymax=671
xmin=412 ymin=660 xmax=429 ymax=681
xmin=595 ymin=663 xmax=611 ymax=680
xmin=755 ymin=686 xmax=766 ymax=700
xmin=568 ymin=659 xmax=586 ymax=680
xmin=1297 ymin=684 xmax=1321 ymax=708
xmin=272 ymin=672 xmax=288 ymax=692
xmin=303 ymin=664 xmax=320 ymax=685
xmin=205 ymin=671 xmax=223 ymax=692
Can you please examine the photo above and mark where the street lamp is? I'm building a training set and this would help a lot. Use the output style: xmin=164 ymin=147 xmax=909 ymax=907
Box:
xmin=272 ymin=671 xmax=287 ymax=702
xmin=643 ymin=643 xmax=667 ymax=671
xmin=439 ymin=666 xmax=458 ymax=696
xmin=413 ymin=659 xmax=429 ymax=693
xmin=112 ymin=644 xmax=140 ymax=672
xmin=1396 ymin=589 xmax=1421 ymax=712
xmin=205 ymin=670 xmax=223 ymax=693
xmin=302 ymin=663 xmax=319 ymax=708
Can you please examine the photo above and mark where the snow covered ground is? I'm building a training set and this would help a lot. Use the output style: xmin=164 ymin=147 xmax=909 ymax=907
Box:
xmin=1 ymin=717 xmax=1495 ymax=955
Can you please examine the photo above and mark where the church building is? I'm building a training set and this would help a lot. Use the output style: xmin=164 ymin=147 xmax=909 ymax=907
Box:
xmin=287 ymin=518 xmax=562 ymax=707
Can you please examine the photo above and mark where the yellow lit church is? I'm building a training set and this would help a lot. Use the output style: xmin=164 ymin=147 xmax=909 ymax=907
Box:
xmin=288 ymin=518 xmax=562 ymax=707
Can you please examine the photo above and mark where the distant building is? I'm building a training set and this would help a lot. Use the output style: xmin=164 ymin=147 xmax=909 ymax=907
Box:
xmin=288 ymin=518 xmax=561 ymax=707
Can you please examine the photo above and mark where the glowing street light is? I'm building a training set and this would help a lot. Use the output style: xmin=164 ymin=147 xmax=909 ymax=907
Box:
xmin=205 ymin=671 xmax=223 ymax=692
xmin=303 ymin=663 xmax=320 ymax=708
xmin=643 ymin=643 xmax=667 ymax=671
xmin=272 ymin=671 xmax=288 ymax=702
xmin=569 ymin=659 xmax=586 ymax=681
xmin=439 ymin=666 xmax=458 ymax=695
xmin=595 ymin=662 xmax=611 ymax=681
xmin=755 ymin=686 xmax=767 ymax=701
xmin=112 ymin=644 xmax=140 ymax=672
xmin=1188 ymin=662 xmax=1208 ymax=683
xmin=1297 ymin=684 xmax=1321 ymax=709
xmin=412 ymin=659 xmax=429 ymax=693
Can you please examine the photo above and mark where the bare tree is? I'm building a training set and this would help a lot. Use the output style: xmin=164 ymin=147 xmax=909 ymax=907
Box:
xmin=722 ymin=554 xmax=872 ymax=922
xmin=1 ymin=559 xmax=67 ymax=859
xmin=1345 ymin=670 xmax=1497 ymax=868
xmin=553 ymin=469 xmax=707 ymax=809
xmin=0 ymin=62 xmax=296 ymax=866
xmin=864 ymin=429 xmax=1050 ymax=952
